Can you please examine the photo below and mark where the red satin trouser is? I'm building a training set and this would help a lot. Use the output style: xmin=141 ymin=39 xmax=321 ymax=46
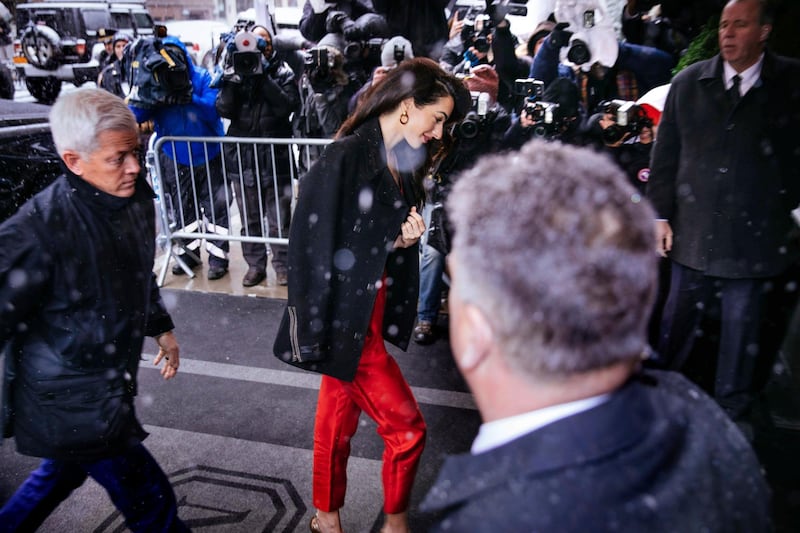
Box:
xmin=312 ymin=284 xmax=426 ymax=514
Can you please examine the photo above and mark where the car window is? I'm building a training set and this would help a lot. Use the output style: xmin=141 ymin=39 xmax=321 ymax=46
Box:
xmin=110 ymin=12 xmax=134 ymax=31
xmin=134 ymin=12 xmax=154 ymax=31
xmin=83 ymin=9 xmax=112 ymax=32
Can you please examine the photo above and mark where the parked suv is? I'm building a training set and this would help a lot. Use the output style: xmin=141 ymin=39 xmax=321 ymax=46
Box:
xmin=14 ymin=0 xmax=154 ymax=103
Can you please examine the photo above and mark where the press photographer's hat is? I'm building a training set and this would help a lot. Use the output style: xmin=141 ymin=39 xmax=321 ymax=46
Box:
xmin=317 ymin=32 xmax=345 ymax=53
xmin=463 ymin=64 xmax=499 ymax=104
xmin=381 ymin=36 xmax=413 ymax=68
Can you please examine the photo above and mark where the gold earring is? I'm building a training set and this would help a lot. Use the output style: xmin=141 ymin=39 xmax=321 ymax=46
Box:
xmin=399 ymin=110 xmax=409 ymax=125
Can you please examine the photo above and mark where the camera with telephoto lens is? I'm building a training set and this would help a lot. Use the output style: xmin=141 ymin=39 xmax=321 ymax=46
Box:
xmin=343 ymin=38 xmax=385 ymax=66
xmin=460 ymin=7 xmax=493 ymax=54
xmin=304 ymin=46 xmax=337 ymax=89
xmin=457 ymin=91 xmax=492 ymax=139
xmin=599 ymin=100 xmax=652 ymax=144
xmin=565 ymin=9 xmax=595 ymax=65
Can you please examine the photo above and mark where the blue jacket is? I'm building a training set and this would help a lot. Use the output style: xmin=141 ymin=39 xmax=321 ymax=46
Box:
xmin=130 ymin=36 xmax=224 ymax=166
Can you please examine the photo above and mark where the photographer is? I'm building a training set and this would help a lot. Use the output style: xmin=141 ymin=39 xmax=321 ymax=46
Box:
xmin=348 ymin=35 xmax=414 ymax=114
xmin=502 ymin=77 xmax=583 ymax=149
xmin=414 ymin=65 xmax=511 ymax=344
xmin=300 ymin=0 xmax=374 ymax=43
xmin=440 ymin=8 xmax=493 ymax=75
xmin=582 ymin=100 xmax=658 ymax=195
xmin=530 ymin=13 xmax=674 ymax=113
xmin=216 ymin=26 xmax=300 ymax=287
xmin=293 ymin=33 xmax=360 ymax=173
xmin=129 ymin=37 xmax=230 ymax=280
xmin=97 ymin=32 xmax=132 ymax=98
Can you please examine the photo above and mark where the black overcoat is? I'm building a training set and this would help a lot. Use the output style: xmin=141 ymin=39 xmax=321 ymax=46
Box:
xmin=273 ymin=119 xmax=420 ymax=381
xmin=647 ymin=51 xmax=800 ymax=278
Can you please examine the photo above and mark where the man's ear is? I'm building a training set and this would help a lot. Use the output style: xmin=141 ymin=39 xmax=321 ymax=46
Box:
xmin=760 ymin=24 xmax=772 ymax=43
xmin=61 ymin=150 xmax=83 ymax=176
xmin=456 ymin=304 xmax=493 ymax=371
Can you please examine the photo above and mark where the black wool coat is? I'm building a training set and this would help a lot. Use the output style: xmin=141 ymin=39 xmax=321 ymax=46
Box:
xmin=647 ymin=51 xmax=800 ymax=278
xmin=273 ymin=119 xmax=421 ymax=381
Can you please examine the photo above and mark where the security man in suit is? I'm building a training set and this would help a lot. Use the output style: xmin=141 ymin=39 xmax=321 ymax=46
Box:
xmin=646 ymin=0 xmax=800 ymax=424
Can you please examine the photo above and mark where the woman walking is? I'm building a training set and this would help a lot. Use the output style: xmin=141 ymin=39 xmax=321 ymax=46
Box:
xmin=273 ymin=57 xmax=469 ymax=533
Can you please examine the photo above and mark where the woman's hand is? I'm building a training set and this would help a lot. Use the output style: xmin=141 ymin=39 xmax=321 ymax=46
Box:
xmin=394 ymin=206 xmax=426 ymax=249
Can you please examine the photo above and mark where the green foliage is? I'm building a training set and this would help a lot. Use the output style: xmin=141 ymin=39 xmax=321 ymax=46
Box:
xmin=673 ymin=15 xmax=720 ymax=76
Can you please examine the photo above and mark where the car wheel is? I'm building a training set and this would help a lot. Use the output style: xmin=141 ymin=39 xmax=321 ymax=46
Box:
xmin=25 ymin=77 xmax=61 ymax=104
xmin=0 ymin=63 xmax=13 ymax=100
xmin=20 ymin=24 xmax=62 ymax=71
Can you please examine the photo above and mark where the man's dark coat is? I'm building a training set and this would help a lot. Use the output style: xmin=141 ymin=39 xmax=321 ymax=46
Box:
xmin=647 ymin=51 xmax=800 ymax=278
xmin=0 ymin=173 xmax=174 ymax=460
xmin=273 ymin=119 xmax=420 ymax=381
xmin=421 ymin=371 xmax=771 ymax=533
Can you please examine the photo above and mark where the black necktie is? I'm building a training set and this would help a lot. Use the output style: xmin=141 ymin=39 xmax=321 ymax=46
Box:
xmin=728 ymin=74 xmax=741 ymax=107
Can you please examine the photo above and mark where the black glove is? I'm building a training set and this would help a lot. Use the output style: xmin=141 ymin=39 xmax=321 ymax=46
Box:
xmin=488 ymin=0 xmax=509 ymax=25
xmin=326 ymin=10 xmax=356 ymax=37
xmin=550 ymin=22 xmax=573 ymax=50
xmin=164 ymin=92 xmax=192 ymax=106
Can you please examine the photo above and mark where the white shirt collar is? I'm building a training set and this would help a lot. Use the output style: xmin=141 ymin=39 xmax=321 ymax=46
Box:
xmin=470 ymin=393 xmax=611 ymax=455
xmin=723 ymin=53 xmax=764 ymax=96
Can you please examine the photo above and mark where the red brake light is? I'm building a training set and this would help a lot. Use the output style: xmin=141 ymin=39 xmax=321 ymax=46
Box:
xmin=76 ymin=39 xmax=86 ymax=56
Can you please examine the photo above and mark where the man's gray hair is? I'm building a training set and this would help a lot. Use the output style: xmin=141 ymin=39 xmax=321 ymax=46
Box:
xmin=49 ymin=88 xmax=138 ymax=158
xmin=447 ymin=140 xmax=657 ymax=378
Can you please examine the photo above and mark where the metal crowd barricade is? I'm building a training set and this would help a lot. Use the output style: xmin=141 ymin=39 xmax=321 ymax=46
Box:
xmin=147 ymin=134 xmax=332 ymax=287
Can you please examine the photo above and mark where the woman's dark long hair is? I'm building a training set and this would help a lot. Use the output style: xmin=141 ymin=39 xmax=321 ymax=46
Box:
xmin=336 ymin=57 xmax=470 ymax=204
xmin=337 ymin=57 xmax=469 ymax=138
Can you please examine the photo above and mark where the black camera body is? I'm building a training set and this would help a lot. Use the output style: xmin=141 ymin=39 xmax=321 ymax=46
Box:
xmin=514 ymin=78 xmax=545 ymax=101
xmin=304 ymin=46 xmax=340 ymax=90
xmin=343 ymin=37 xmax=384 ymax=66
xmin=461 ymin=9 xmax=493 ymax=54
xmin=525 ymin=101 xmax=562 ymax=138
xmin=600 ymin=100 xmax=652 ymax=144
xmin=232 ymin=51 xmax=263 ymax=76
xmin=513 ymin=78 xmax=568 ymax=139
xmin=457 ymin=91 xmax=493 ymax=139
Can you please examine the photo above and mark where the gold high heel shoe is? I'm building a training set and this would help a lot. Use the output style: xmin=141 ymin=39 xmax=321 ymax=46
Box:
xmin=309 ymin=515 xmax=322 ymax=533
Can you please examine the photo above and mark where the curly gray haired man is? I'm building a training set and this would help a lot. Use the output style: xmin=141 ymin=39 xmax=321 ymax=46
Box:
xmin=420 ymin=139 xmax=771 ymax=532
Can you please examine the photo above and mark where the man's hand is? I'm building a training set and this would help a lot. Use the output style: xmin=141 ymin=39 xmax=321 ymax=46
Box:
xmin=520 ymin=109 xmax=536 ymax=129
xmin=656 ymin=220 xmax=673 ymax=257
xmin=394 ymin=206 xmax=426 ymax=249
xmin=153 ymin=330 xmax=180 ymax=380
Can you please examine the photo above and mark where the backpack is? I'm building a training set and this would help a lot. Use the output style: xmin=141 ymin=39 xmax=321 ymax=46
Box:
xmin=125 ymin=37 xmax=193 ymax=108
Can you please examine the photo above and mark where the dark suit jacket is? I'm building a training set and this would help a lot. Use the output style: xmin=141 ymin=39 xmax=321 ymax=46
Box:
xmin=272 ymin=118 xmax=420 ymax=381
xmin=420 ymin=371 xmax=770 ymax=533
xmin=647 ymin=51 xmax=800 ymax=278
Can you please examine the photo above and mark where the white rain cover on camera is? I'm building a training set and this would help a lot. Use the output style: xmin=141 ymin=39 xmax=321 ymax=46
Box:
xmin=555 ymin=0 xmax=622 ymax=71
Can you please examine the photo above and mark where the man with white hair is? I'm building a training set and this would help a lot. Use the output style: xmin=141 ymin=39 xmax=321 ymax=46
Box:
xmin=420 ymin=140 xmax=770 ymax=532
xmin=0 ymin=88 xmax=187 ymax=531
